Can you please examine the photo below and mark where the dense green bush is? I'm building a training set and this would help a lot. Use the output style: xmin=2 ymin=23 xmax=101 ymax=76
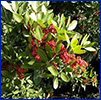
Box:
xmin=1 ymin=1 xmax=100 ymax=99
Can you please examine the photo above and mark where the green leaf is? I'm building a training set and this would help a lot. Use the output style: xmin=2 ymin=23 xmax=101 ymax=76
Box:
xmin=81 ymin=34 xmax=90 ymax=45
xmin=37 ymin=19 xmax=46 ymax=28
xmin=21 ymin=62 xmax=42 ymax=69
xmin=28 ymin=1 xmax=38 ymax=12
xmin=90 ymin=69 xmax=93 ymax=77
xmin=42 ymin=5 xmax=47 ymax=14
xmin=59 ymin=14 xmax=65 ymax=28
xmin=48 ymin=66 xmax=58 ymax=76
xmin=33 ymin=70 xmax=42 ymax=85
xmin=13 ymin=13 xmax=23 ymax=23
xmin=85 ymin=42 xmax=95 ymax=47
xmin=65 ymin=33 xmax=70 ymax=47
xmin=45 ymin=44 xmax=53 ymax=58
xmin=25 ymin=11 xmax=29 ymax=24
xmin=28 ymin=60 xmax=35 ymax=65
xmin=35 ymin=26 xmax=44 ymax=41
xmin=73 ymin=45 xmax=86 ymax=54
xmin=39 ymin=73 xmax=53 ymax=78
xmin=13 ymin=90 xmax=20 ymax=94
xmin=68 ymin=20 xmax=77 ymax=31
xmin=45 ymin=33 xmax=52 ymax=41
xmin=1 ymin=71 xmax=13 ymax=79
xmin=66 ymin=16 xmax=71 ymax=27
xmin=48 ymin=17 xmax=57 ymax=26
xmin=37 ymin=48 xmax=48 ymax=62
xmin=12 ymin=1 xmax=18 ymax=12
xmin=71 ymin=38 xmax=78 ymax=49
xmin=60 ymin=72 xmax=70 ymax=82
xmin=53 ymin=77 xmax=58 ymax=89
xmin=30 ymin=12 xmax=37 ymax=21
xmin=54 ymin=41 xmax=61 ymax=54
xmin=14 ymin=79 xmax=21 ymax=86
xmin=1 ymin=1 xmax=13 ymax=12
xmin=85 ymin=47 xmax=96 ymax=52
xmin=65 ymin=67 xmax=73 ymax=72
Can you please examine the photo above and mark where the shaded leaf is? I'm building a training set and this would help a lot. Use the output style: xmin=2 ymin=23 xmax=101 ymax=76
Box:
xmin=37 ymin=48 xmax=48 ymax=62
xmin=45 ymin=44 xmax=53 ymax=58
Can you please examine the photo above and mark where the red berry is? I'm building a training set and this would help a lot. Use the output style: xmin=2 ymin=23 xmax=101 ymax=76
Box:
xmin=92 ymin=51 xmax=97 ymax=55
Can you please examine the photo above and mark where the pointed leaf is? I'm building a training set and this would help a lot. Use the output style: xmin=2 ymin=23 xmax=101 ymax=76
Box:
xmin=66 ymin=16 xmax=71 ymax=27
xmin=13 ymin=13 xmax=23 ymax=23
xmin=45 ymin=44 xmax=53 ymax=58
xmin=42 ymin=5 xmax=47 ymax=14
xmin=53 ymin=77 xmax=58 ymax=89
xmin=61 ymin=72 xmax=70 ymax=82
xmin=30 ymin=12 xmax=37 ymax=21
xmin=35 ymin=26 xmax=44 ymax=41
xmin=1 ymin=1 xmax=13 ymax=12
xmin=12 ymin=1 xmax=18 ymax=12
xmin=37 ymin=48 xmax=48 ymax=62
xmin=85 ymin=47 xmax=96 ymax=52
xmin=73 ymin=45 xmax=86 ymax=54
xmin=54 ymin=41 xmax=61 ymax=54
xmin=48 ymin=66 xmax=58 ymax=76
xmin=68 ymin=20 xmax=77 ymax=31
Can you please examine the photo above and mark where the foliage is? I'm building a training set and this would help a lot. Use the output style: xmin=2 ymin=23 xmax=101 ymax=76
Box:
xmin=1 ymin=1 xmax=99 ymax=99
xmin=50 ymin=1 xmax=100 ymax=61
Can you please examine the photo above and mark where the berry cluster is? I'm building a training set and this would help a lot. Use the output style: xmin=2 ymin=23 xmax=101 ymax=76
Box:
xmin=1 ymin=61 xmax=24 ymax=79
xmin=28 ymin=23 xmax=88 ymax=73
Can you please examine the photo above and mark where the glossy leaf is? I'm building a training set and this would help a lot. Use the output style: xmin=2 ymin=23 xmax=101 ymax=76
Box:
xmin=28 ymin=60 xmax=35 ymax=65
xmin=85 ymin=47 xmax=96 ymax=52
xmin=48 ymin=66 xmax=58 ymax=76
xmin=68 ymin=20 xmax=77 ymax=31
xmin=73 ymin=45 xmax=86 ymax=54
xmin=42 ymin=5 xmax=47 ymax=14
xmin=13 ymin=13 xmax=23 ymax=23
xmin=35 ymin=26 xmax=44 ymax=41
xmin=53 ymin=77 xmax=58 ymax=89
xmin=12 ymin=1 xmax=18 ymax=12
xmin=1 ymin=1 xmax=13 ymax=12
xmin=61 ymin=72 xmax=69 ymax=82
xmin=30 ymin=12 xmax=37 ymax=21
